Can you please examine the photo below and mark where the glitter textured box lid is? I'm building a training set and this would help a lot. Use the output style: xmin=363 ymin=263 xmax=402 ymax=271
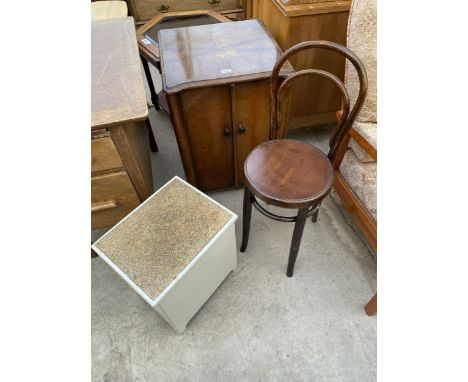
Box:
xmin=93 ymin=177 xmax=235 ymax=301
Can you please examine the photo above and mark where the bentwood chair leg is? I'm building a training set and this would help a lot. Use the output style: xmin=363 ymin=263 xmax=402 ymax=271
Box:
xmin=311 ymin=202 xmax=321 ymax=223
xmin=240 ymin=187 xmax=253 ymax=252
xmin=286 ymin=207 xmax=309 ymax=277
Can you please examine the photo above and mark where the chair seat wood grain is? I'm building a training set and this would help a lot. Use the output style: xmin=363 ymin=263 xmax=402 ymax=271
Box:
xmin=244 ymin=139 xmax=334 ymax=208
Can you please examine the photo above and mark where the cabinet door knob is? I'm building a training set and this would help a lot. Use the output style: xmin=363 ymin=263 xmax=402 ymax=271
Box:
xmin=157 ymin=4 xmax=170 ymax=12
xmin=224 ymin=129 xmax=232 ymax=136
xmin=238 ymin=124 xmax=246 ymax=134
xmin=208 ymin=0 xmax=221 ymax=5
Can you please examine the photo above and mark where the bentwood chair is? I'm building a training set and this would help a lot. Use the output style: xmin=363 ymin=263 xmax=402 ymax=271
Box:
xmin=240 ymin=41 xmax=368 ymax=277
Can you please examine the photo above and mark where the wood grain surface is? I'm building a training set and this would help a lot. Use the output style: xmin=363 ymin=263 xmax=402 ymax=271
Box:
xmin=110 ymin=121 xmax=154 ymax=201
xmin=273 ymin=0 xmax=350 ymax=17
xmin=159 ymin=20 xmax=285 ymax=93
xmin=231 ymin=80 xmax=271 ymax=184
xmin=91 ymin=171 xmax=141 ymax=229
xmin=137 ymin=10 xmax=231 ymax=64
xmin=160 ymin=20 xmax=292 ymax=191
xmin=256 ymin=0 xmax=350 ymax=128
xmin=244 ymin=139 xmax=334 ymax=208
xmin=91 ymin=17 xmax=148 ymax=129
xmin=91 ymin=136 xmax=124 ymax=174
xmin=180 ymin=86 xmax=235 ymax=190
xmin=127 ymin=0 xmax=240 ymax=23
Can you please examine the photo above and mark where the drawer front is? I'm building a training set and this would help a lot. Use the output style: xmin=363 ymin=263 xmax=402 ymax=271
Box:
xmin=91 ymin=136 xmax=124 ymax=174
xmin=132 ymin=0 xmax=240 ymax=22
xmin=92 ymin=171 xmax=141 ymax=229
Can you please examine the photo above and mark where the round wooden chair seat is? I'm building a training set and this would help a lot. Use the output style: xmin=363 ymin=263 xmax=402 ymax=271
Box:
xmin=244 ymin=139 xmax=334 ymax=208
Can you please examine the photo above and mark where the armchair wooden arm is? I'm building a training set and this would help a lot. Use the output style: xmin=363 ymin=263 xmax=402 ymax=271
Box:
xmin=334 ymin=106 xmax=377 ymax=316
xmin=335 ymin=107 xmax=376 ymax=162
xmin=349 ymin=128 xmax=376 ymax=160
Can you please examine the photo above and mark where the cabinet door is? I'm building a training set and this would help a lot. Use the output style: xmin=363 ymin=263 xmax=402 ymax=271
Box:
xmin=231 ymin=80 xmax=271 ymax=185
xmin=180 ymin=86 xmax=235 ymax=191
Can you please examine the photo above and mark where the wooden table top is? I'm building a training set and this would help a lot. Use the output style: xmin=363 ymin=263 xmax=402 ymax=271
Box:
xmin=91 ymin=17 xmax=147 ymax=129
xmin=159 ymin=20 xmax=287 ymax=93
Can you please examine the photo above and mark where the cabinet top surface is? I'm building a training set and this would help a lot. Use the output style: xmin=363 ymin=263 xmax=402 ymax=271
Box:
xmin=273 ymin=0 xmax=351 ymax=16
xmin=93 ymin=177 xmax=234 ymax=301
xmin=91 ymin=17 xmax=147 ymax=129
xmin=159 ymin=20 xmax=285 ymax=93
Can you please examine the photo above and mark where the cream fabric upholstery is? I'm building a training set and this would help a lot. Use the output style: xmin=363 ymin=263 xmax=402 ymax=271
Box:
xmin=340 ymin=0 xmax=377 ymax=219
xmin=340 ymin=149 xmax=377 ymax=220
xmin=345 ymin=0 xmax=377 ymax=124
xmin=349 ymin=121 xmax=377 ymax=162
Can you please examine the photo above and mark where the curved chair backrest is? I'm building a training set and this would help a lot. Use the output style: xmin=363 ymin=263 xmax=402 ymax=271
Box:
xmin=270 ymin=41 xmax=368 ymax=162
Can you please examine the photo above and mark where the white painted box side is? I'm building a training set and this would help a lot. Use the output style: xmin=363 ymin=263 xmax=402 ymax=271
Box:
xmin=156 ymin=223 xmax=237 ymax=333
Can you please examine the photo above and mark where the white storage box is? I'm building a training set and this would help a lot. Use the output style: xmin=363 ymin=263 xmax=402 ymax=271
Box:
xmin=92 ymin=176 xmax=238 ymax=333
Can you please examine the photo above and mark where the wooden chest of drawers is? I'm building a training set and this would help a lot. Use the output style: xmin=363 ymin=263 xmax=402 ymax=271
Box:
xmin=92 ymin=17 xmax=153 ymax=229
xmin=127 ymin=0 xmax=243 ymax=23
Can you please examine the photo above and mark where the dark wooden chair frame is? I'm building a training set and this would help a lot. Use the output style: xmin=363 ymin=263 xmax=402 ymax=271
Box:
xmin=240 ymin=41 xmax=368 ymax=277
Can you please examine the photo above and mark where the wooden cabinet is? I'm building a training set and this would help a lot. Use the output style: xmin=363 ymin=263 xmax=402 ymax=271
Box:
xmin=92 ymin=18 xmax=153 ymax=229
xmin=251 ymin=0 xmax=351 ymax=129
xmin=127 ymin=0 xmax=244 ymax=23
xmin=172 ymin=81 xmax=271 ymax=190
xmin=159 ymin=20 xmax=286 ymax=191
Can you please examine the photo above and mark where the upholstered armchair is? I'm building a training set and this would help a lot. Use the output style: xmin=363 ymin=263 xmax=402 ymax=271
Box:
xmin=333 ymin=0 xmax=377 ymax=315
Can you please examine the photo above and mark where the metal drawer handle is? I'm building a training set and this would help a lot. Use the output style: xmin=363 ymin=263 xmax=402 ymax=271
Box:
xmin=208 ymin=0 xmax=221 ymax=5
xmin=238 ymin=123 xmax=246 ymax=134
xmin=91 ymin=200 xmax=117 ymax=213
xmin=157 ymin=4 xmax=170 ymax=12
